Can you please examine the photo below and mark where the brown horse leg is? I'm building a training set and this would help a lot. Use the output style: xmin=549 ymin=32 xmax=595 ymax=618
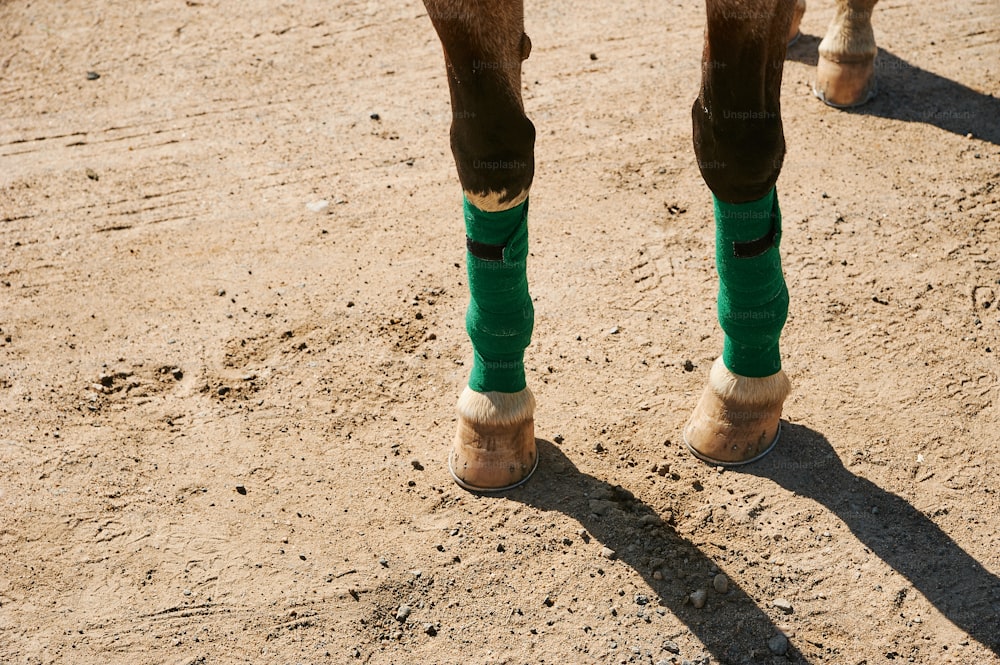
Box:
xmin=423 ymin=0 xmax=535 ymax=209
xmin=815 ymin=0 xmax=879 ymax=107
xmin=686 ymin=0 xmax=795 ymax=465
xmin=424 ymin=0 xmax=538 ymax=490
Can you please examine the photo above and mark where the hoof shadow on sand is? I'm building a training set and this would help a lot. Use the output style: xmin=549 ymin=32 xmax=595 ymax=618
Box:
xmin=503 ymin=426 xmax=999 ymax=662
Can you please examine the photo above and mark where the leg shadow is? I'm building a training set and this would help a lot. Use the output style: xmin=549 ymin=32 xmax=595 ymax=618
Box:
xmin=787 ymin=35 xmax=1000 ymax=145
xmin=744 ymin=423 xmax=1000 ymax=654
xmin=507 ymin=439 xmax=818 ymax=664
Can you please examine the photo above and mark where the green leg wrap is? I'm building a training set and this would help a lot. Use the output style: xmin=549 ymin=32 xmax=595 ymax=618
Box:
xmin=713 ymin=187 xmax=789 ymax=378
xmin=464 ymin=195 xmax=534 ymax=393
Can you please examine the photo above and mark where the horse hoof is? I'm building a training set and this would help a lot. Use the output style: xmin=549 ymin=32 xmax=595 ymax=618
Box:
xmin=449 ymin=387 xmax=538 ymax=491
xmin=683 ymin=358 xmax=790 ymax=466
xmin=788 ymin=0 xmax=806 ymax=46
xmin=814 ymin=53 xmax=876 ymax=108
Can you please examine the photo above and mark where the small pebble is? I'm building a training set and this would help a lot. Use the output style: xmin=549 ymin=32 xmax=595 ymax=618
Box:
xmin=589 ymin=53 xmax=598 ymax=60
xmin=635 ymin=594 xmax=649 ymax=605
xmin=86 ymin=71 xmax=100 ymax=80
xmin=772 ymin=598 xmax=793 ymax=614
xmin=600 ymin=546 xmax=617 ymax=560
xmin=423 ymin=623 xmax=437 ymax=636
xmin=690 ymin=589 xmax=707 ymax=609
xmin=683 ymin=359 xmax=695 ymax=372
xmin=653 ymin=570 xmax=664 ymax=581
xmin=378 ymin=557 xmax=388 ymax=567
xmin=370 ymin=112 xmax=380 ymax=120
xmin=235 ymin=484 xmax=247 ymax=495
xmin=589 ymin=499 xmax=615 ymax=516
xmin=306 ymin=200 xmax=329 ymax=213
xmin=767 ymin=634 xmax=789 ymax=655
xmin=713 ymin=574 xmax=729 ymax=594
xmin=395 ymin=604 xmax=411 ymax=622
xmin=662 ymin=640 xmax=681 ymax=654
xmin=553 ymin=434 xmax=565 ymax=444
xmin=411 ymin=459 xmax=424 ymax=471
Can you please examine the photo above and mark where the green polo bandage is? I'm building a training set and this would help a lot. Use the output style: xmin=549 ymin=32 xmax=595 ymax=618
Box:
xmin=714 ymin=187 xmax=788 ymax=378
xmin=463 ymin=195 xmax=534 ymax=393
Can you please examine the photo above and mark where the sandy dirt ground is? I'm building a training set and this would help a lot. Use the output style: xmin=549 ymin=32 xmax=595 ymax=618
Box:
xmin=2 ymin=0 xmax=1000 ymax=663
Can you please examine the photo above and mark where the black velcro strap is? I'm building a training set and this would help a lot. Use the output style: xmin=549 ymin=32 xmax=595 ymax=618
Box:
xmin=467 ymin=236 xmax=505 ymax=262
xmin=732 ymin=209 xmax=778 ymax=259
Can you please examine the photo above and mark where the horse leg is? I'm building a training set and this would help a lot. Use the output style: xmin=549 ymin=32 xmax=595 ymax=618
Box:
xmin=788 ymin=0 xmax=806 ymax=45
xmin=815 ymin=0 xmax=879 ymax=107
xmin=423 ymin=0 xmax=538 ymax=490
xmin=685 ymin=0 xmax=795 ymax=465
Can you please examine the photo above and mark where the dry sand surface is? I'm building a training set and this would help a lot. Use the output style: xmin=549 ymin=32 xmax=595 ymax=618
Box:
xmin=2 ymin=0 xmax=1000 ymax=663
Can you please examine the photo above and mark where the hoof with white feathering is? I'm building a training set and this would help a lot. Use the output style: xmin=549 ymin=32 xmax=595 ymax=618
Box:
xmin=814 ymin=6 xmax=878 ymax=108
xmin=449 ymin=387 xmax=537 ymax=491
xmin=684 ymin=358 xmax=791 ymax=466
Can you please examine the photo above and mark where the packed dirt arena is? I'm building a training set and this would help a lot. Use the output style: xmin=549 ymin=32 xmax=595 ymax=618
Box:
xmin=1 ymin=0 xmax=999 ymax=662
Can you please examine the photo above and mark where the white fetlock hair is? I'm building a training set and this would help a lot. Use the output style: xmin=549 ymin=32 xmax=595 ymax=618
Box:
xmin=457 ymin=386 xmax=535 ymax=427
xmin=707 ymin=357 xmax=791 ymax=407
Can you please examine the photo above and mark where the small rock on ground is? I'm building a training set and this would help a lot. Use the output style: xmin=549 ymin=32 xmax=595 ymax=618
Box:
xmin=589 ymin=499 xmax=615 ymax=516
xmin=768 ymin=634 xmax=789 ymax=655
xmin=772 ymin=598 xmax=793 ymax=613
